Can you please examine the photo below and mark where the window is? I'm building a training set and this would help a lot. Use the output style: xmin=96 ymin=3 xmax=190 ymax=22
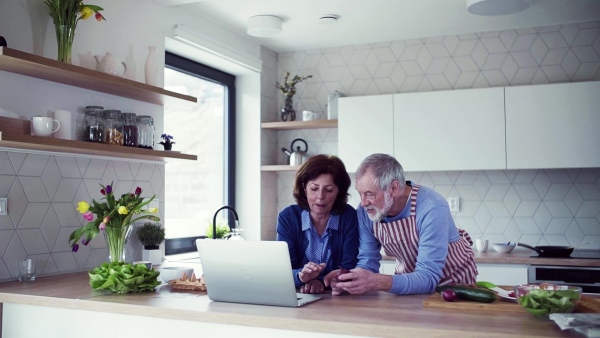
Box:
xmin=163 ymin=52 xmax=236 ymax=254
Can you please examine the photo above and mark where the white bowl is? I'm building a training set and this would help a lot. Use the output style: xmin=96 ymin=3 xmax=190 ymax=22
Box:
xmin=493 ymin=242 xmax=516 ymax=253
xmin=160 ymin=266 xmax=194 ymax=282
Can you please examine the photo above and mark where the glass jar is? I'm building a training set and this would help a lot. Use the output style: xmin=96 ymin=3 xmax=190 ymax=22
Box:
xmin=83 ymin=106 xmax=104 ymax=143
xmin=122 ymin=112 xmax=138 ymax=147
xmin=103 ymin=109 xmax=124 ymax=145
xmin=137 ymin=115 xmax=154 ymax=149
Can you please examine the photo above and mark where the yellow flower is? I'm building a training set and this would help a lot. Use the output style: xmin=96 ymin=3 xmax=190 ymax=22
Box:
xmin=148 ymin=207 xmax=158 ymax=213
xmin=77 ymin=201 xmax=90 ymax=213
xmin=118 ymin=206 xmax=128 ymax=215
xmin=80 ymin=6 xmax=93 ymax=20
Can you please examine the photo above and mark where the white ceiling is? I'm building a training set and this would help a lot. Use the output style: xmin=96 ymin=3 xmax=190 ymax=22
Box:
xmin=162 ymin=0 xmax=600 ymax=53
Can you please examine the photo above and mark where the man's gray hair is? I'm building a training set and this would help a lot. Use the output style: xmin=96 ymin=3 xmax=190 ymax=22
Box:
xmin=356 ymin=153 xmax=406 ymax=191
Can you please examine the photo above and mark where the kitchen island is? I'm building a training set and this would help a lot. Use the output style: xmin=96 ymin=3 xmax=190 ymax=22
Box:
xmin=0 ymin=272 xmax=576 ymax=338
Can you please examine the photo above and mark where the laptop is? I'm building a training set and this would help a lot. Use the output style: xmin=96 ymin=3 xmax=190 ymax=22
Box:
xmin=196 ymin=239 xmax=322 ymax=307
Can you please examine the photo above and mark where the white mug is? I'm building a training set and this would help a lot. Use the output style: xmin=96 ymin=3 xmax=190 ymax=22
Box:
xmin=302 ymin=110 xmax=317 ymax=121
xmin=32 ymin=116 xmax=60 ymax=137
xmin=53 ymin=110 xmax=72 ymax=140
xmin=475 ymin=238 xmax=489 ymax=252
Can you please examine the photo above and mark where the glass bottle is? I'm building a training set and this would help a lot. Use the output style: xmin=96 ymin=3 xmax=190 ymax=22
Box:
xmin=103 ymin=109 xmax=124 ymax=145
xmin=83 ymin=106 xmax=104 ymax=143
xmin=122 ymin=112 xmax=138 ymax=147
xmin=137 ymin=115 xmax=154 ymax=149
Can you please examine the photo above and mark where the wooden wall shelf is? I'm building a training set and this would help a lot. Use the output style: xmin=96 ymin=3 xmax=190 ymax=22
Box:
xmin=0 ymin=137 xmax=197 ymax=162
xmin=0 ymin=47 xmax=197 ymax=106
xmin=261 ymin=120 xmax=337 ymax=130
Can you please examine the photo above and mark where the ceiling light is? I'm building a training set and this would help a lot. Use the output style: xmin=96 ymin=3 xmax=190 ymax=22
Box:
xmin=466 ymin=0 xmax=530 ymax=16
xmin=247 ymin=15 xmax=283 ymax=37
xmin=318 ymin=14 xmax=339 ymax=25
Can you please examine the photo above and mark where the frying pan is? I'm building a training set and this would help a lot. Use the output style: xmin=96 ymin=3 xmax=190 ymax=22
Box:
xmin=517 ymin=242 xmax=574 ymax=258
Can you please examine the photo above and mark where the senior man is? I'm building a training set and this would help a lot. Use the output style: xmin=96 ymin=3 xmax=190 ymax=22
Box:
xmin=326 ymin=153 xmax=477 ymax=295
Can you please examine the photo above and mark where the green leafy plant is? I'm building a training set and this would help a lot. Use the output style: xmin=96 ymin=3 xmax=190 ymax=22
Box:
xmin=88 ymin=262 xmax=160 ymax=293
xmin=136 ymin=222 xmax=165 ymax=249
xmin=276 ymin=72 xmax=312 ymax=98
xmin=205 ymin=222 xmax=230 ymax=239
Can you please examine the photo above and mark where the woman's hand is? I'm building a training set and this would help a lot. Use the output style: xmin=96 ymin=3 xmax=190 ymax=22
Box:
xmin=300 ymin=279 xmax=325 ymax=294
xmin=323 ymin=269 xmax=345 ymax=296
xmin=298 ymin=262 xmax=326 ymax=283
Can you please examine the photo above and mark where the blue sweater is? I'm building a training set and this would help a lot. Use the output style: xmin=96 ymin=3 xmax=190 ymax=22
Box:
xmin=277 ymin=204 xmax=359 ymax=288
xmin=357 ymin=183 xmax=461 ymax=295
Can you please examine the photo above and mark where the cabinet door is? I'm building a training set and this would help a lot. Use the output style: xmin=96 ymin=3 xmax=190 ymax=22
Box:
xmin=476 ymin=264 xmax=528 ymax=285
xmin=505 ymin=81 xmax=600 ymax=169
xmin=393 ymin=87 xmax=506 ymax=172
xmin=338 ymin=95 xmax=394 ymax=172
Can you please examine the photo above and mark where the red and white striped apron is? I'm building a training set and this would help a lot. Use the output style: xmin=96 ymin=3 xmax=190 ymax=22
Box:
xmin=373 ymin=184 xmax=477 ymax=285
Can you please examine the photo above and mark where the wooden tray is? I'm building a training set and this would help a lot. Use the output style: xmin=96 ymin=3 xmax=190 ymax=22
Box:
xmin=423 ymin=287 xmax=600 ymax=313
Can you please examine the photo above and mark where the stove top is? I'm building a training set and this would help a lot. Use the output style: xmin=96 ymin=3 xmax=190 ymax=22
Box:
xmin=531 ymin=249 xmax=600 ymax=259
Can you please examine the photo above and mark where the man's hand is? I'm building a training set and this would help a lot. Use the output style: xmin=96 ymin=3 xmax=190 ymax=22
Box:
xmin=298 ymin=262 xmax=326 ymax=283
xmin=323 ymin=269 xmax=345 ymax=296
xmin=335 ymin=267 xmax=392 ymax=294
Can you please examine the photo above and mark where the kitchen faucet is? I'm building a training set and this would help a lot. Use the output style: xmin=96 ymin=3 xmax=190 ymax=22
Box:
xmin=212 ymin=205 xmax=239 ymax=239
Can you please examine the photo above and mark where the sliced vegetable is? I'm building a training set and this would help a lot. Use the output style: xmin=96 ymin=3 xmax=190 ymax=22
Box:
xmin=516 ymin=287 xmax=580 ymax=317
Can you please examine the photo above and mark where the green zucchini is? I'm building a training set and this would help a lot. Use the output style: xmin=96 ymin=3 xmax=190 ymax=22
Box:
xmin=435 ymin=285 xmax=497 ymax=303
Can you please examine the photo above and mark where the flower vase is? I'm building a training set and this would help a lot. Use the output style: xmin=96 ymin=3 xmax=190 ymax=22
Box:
xmin=55 ymin=25 xmax=75 ymax=63
xmin=144 ymin=46 xmax=157 ymax=86
xmin=104 ymin=224 xmax=133 ymax=263
xmin=281 ymin=96 xmax=296 ymax=121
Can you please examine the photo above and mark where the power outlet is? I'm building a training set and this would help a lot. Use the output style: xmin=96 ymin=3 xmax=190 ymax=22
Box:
xmin=0 ymin=198 xmax=7 ymax=215
xmin=447 ymin=197 xmax=460 ymax=212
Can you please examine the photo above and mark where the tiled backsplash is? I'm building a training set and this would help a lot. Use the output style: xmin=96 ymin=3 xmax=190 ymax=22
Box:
xmin=0 ymin=151 xmax=165 ymax=282
xmin=275 ymin=169 xmax=600 ymax=249
xmin=263 ymin=20 xmax=600 ymax=246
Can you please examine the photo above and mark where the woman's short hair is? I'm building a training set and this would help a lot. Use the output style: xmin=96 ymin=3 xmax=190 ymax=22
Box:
xmin=293 ymin=154 xmax=351 ymax=213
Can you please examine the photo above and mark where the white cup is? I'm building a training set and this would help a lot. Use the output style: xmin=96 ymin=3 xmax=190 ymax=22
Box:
xmin=302 ymin=110 xmax=317 ymax=121
xmin=53 ymin=110 xmax=72 ymax=140
xmin=32 ymin=117 xmax=60 ymax=137
xmin=475 ymin=238 xmax=489 ymax=252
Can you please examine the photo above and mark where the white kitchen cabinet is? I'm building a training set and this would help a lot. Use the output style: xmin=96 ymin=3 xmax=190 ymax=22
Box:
xmin=338 ymin=95 xmax=394 ymax=172
xmin=393 ymin=88 xmax=506 ymax=172
xmin=476 ymin=263 xmax=529 ymax=286
xmin=505 ymin=81 xmax=600 ymax=169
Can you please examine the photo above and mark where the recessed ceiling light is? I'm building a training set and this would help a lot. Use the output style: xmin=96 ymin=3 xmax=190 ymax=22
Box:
xmin=467 ymin=0 xmax=530 ymax=16
xmin=247 ymin=15 xmax=283 ymax=37
xmin=318 ymin=14 xmax=339 ymax=25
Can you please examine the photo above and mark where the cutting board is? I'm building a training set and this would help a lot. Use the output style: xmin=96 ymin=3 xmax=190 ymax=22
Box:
xmin=423 ymin=287 xmax=600 ymax=313
xmin=422 ymin=288 xmax=523 ymax=313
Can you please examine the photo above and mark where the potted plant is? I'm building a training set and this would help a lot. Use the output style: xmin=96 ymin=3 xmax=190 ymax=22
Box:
xmin=205 ymin=222 xmax=230 ymax=239
xmin=136 ymin=222 xmax=165 ymax=265
xmin=159 ymin=134 xmax=175 ymax=151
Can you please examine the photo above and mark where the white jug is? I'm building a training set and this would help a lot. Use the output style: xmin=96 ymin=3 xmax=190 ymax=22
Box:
xmin=95 ymin=53 xmax=128 ymax=77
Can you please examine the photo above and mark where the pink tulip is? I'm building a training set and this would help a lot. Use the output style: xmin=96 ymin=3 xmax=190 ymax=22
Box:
xmin=83 ymin=211 xmax=94 ymax=221
xmin=99 ymin=223 xmax=106 ymax=231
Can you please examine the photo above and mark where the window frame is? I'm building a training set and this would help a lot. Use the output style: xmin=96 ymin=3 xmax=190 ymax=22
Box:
xmin=163 ymin=51 xmax=236 ymax=255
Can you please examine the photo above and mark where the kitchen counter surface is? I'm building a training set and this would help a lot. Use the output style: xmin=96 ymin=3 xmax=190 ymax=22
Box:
xmin=385 ymin=248 xmax=600 ymax=267
xmin=0 ymin=272 xmax=579 ymax=337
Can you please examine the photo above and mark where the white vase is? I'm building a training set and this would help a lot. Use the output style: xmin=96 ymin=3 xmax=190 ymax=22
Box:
xmin=142 ymin=248 xmax=162 ymax=265
xmin=144 ymin=45 xmax=157 ymax=86
xmin=124 ymin=44 xmax=137 ymax=81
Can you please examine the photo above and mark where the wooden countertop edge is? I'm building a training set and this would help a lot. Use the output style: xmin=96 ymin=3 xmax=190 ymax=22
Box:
xmin=75 ymin=298 xmax=518 ymax=338
xmin=0 ymin=292 xmax=79 ymax=310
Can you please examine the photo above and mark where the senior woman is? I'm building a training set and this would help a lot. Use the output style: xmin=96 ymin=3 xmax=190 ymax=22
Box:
xmin=276 ymin=154 xmax=359 ymax=294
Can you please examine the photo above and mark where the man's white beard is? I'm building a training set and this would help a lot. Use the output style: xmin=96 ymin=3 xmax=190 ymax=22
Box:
xmin=366 ymin=190 xmax=393 ymax=222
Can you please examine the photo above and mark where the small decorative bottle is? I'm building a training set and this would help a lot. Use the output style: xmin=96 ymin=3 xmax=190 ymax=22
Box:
xmin=144 ymin=46 xmax=157 ymax=86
